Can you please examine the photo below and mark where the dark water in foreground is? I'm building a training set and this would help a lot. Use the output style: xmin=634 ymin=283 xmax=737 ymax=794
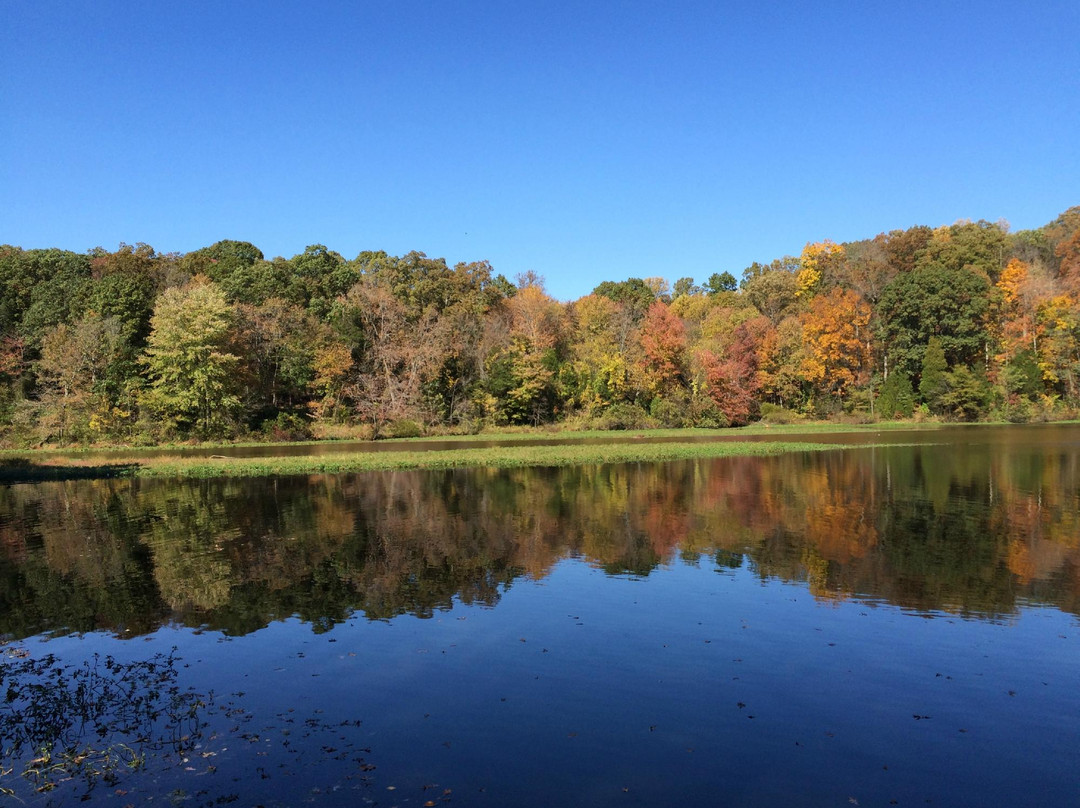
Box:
xmin=1 ymin=426 xmax=1079 ymax=806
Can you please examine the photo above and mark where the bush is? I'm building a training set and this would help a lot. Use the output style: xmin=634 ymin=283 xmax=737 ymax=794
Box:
xmin=1002 ymin=395 xmax=1035 ymax=424
xmin=595 ymin=402 xmax=652 ymax=431
xmin=260 ymin=412 xmax=314 ymax=442
xmin=687 ymin=397 xmax=728 ymax=429
xmin=759 ymin=402 xmax=799 ymax=425
xmin=386 ymin=419 xmax=424 ymax=439
xmin=649 ymin=396 xmax=687 ymax=428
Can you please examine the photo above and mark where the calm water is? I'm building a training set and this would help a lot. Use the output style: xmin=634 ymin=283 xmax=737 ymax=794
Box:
xmin=2 ymin=426 xmax=1079 ymax=806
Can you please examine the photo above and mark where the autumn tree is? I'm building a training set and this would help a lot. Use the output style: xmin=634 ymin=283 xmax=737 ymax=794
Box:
xmin=693 ymin=318 xmax=764 ymax=425
xmin=796 ymin=240 xmax=845 ymax=298
xmin=634 ymin=300 xmax=687 ymax=403
xmin=564 ymin=294 xmax=631 ymax=413
xmin=338 ymin=279 xmax=433 ymax=437
xmin=799 ymin=288 xmax=871 ymax=402
xmin=756 ymin=316 xmax=805 ymax=410
xmin=1034 ymin=294 xmax=1080 ymax=401
xmin=34 ymin=315 xmax=128 ymax=443
xmin=140 ymin=277 xmax=242 ymax=438
xmin=483 ymin=283 xmax=565 ymax=425
xmin=233 ymin=298 xmax=348 ymax=426
xmin=741 ymin=267 xmax=799 ymax=324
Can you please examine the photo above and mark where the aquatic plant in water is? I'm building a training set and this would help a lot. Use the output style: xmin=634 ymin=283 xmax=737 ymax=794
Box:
xmin=0 ymin=643 xmax=209 ymax=799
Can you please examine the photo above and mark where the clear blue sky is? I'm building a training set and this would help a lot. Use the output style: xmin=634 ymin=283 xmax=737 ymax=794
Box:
xmin=3 ymin=1 xmax=1078 ymax=300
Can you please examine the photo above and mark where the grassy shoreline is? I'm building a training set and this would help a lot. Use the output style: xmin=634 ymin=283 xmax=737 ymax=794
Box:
xmin=1 ymin=419 xmax=1068 ymax=482
xmin=0 ymin=420 xmax=949 ymax=457
xmin=0 ymin=439 xmax=849 ymax=482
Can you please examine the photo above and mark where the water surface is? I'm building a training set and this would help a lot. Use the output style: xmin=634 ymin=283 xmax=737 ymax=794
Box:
xmin=1 ymin=426 xmax=1078 ymax=805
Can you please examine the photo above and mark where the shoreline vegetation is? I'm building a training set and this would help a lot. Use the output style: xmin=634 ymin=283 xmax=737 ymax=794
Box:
xmin=2 ymin=208 xmax=1080 ymax=452
xmin=0 ymin=420 xmax=990 ymax=482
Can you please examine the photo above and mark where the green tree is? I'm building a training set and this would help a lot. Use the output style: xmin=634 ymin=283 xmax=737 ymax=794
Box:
xmin=11 ymin=249 xmax=92 ymax=349
xmin=672 ymin=277 xmax=700 ymax=298
xmin=86 ymin=271 xmax=156 ymax=346
xmin=1002 ymin=349 xmax=1043 ymax=399
xmin=705 ymin=272 xmax=737 ymax=295
xmin=592 ymin=278 xmax=657 ymax=322
xmin=941 ymin=365 xmax=990 ymax=421
xmin=139 ymin=278 xmax=241 ymax=438
xmin=877 ymin=371 xmax=915 ymax=419
xmin=919 ymin=336 xmax=948 ymax=412
xmin=878 ymin=264 xmax=991 ymax=380
xmin=181 ymin=239 xmax=264 ymax=282
xmin=289 ymin=244 xmax=352 ymax=318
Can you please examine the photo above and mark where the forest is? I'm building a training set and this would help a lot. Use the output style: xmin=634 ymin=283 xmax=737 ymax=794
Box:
xmin=1 ymin=205 xmax=1079 ymax=446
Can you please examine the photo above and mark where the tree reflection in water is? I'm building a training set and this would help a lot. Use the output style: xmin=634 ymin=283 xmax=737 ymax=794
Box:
xmin=0 ymin=439 xmax=1078 ymax=641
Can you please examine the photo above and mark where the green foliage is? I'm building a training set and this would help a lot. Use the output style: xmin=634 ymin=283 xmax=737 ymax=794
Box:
xmin=705 ymin=272 xmax=737 ymax=294
xmin=183 ymin=239 xmax=264 ymax=282
xmin=289 ymin=244 xmax=352 ymax=318
xmin=139 ymin=279 xmax=241 ymax=439
xmin=259 ymin=411 xmax=314 ymax=442
xmin=919 ymin=336 xmax=948 ymax=411
xmin=878 ymin=371 xmax=915 ymax=419
xmin=2 ymin=204 xmax=1079 ymax=447
xmin=672 ymin=276 xmax=700 ymax=298
xmin=917 ymin=220 xmax=1008 ymax=279
xmin=758 ymin=402 xmax=799 ymax=424
xmin=592 ymin=277 xmax=656 ymax=321
xmin=386 ymin=418 xmax=424 ymax=438
xmin=86 ymin=271 xmax=156 ymax=345
xmin=14 ymin=250 xmax=93 ymax=349
xmin=593 ymin=402 xmax=652 ymax=430
xmin=1002 ymin=349 xmax=1043 ymax=399
xmin=940 ymin=365 xmax=990 ymax=421
xmin=879 ymin=264 xmax=991 ymax=379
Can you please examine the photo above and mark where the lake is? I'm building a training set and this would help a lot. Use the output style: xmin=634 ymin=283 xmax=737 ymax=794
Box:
xmin=2 ymin=425 xmax=1078 ymax=806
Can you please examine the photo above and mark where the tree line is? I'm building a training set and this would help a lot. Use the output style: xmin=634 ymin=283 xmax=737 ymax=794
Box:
xmin=1 ymin=205 xmax=1078 ymax=444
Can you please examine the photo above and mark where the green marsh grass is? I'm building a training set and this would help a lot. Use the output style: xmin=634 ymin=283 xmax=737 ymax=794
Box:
xmin=0 ymin=440 xmax=847 ymax=481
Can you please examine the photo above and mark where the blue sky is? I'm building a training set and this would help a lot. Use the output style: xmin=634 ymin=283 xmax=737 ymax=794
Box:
xmin=3 ymin=1 xmax=1078 ymax=300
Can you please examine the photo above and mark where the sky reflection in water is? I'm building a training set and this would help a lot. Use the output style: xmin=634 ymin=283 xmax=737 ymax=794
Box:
xmin=2 ymin=430 xmax=1079 ymax=805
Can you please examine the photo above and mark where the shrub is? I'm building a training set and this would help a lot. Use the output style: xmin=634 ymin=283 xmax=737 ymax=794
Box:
xmin=687 ymin=396 xmax=728 ymax=429
xmin=260 ymin=412 xmax=314 ymax=442
xmin=759 ymin=402 xmax=798 ymax=425
xmin=649 ymin=396 xmax=687 ymax=428
xmin=596 ymin=402 xmax=652 ymax=430
xmin=386 ymin=419 xmax=423 ymax=439
xmin=1002 ymin=395 xmax=1035 ymax=424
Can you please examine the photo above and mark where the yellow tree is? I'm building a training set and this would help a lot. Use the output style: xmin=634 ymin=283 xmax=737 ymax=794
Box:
xmin=140 ymin=277 xmax=242 ymax=438
xmin=799 ymin=287 xmax=871 ymax=400
xmin=1035 ymin=294 xmax=1080 ymax=400
xmin=796 ymin=240 xmax=845 ymax=298
xmin=756 ymin=316 xmax=805 ymax=409
xmin=483 ymin=283 xmax=566 ymax=424
xmin=566 ymin=294 xmax=630 ymax=412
